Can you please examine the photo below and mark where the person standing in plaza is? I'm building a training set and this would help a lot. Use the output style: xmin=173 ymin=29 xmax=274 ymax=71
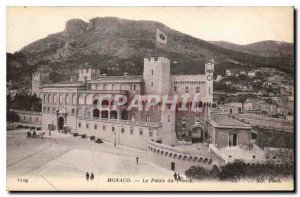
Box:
xmin=90 ymin=172 xmax=94 ymax=181
xmin=86 ymin=172 xmax=89 ymax=181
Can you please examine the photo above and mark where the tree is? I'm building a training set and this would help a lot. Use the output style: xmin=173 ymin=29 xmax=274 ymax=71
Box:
xmin=10 ymin=91 xmax=42 ymax=112
xmin=7 ymin=111 xmax=20 ymax=126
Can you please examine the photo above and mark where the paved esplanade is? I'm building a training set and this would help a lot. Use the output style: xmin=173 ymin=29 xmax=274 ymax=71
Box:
xmin=7 ymin=129 xmax=173 ymax=191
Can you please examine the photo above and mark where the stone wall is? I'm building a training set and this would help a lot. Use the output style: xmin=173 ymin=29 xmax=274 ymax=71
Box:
xmin=76 ymin=118 xmax=162 ymax=150
xmin=148 ymin=141 xmax=218 ymax=174
xmin=13 ymin=110 xmax=42 ymax=126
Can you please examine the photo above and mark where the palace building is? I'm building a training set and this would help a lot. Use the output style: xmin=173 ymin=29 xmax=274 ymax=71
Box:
xmin=26 ymin=55 xmax=290 ymax=172
xmin=38 ymin=56 xmax=214 ymax=150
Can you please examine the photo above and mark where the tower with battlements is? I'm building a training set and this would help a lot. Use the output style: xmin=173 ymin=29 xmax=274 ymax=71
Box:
xmin=78 ymin=68 xmax=100 ymax=82
xmin=32 ymin=72 xmax=50 ymax=97
xmin=143 ymin=56 xmax=171 ymax=95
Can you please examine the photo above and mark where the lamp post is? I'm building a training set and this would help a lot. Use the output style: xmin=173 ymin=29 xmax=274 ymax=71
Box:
xmin=114 ymin=130 xmax=117 ymax=146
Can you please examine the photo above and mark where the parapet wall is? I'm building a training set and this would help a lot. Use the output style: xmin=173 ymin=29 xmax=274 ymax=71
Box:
xmin=148 ymin=141 xmax=218 ymax=174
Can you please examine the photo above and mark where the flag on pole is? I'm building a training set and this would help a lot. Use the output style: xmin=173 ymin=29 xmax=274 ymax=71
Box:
xmin=156 ymin=29 xmax=167 ymax=44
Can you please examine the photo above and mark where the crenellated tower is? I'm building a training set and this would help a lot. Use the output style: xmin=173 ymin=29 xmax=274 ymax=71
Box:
xmin=78 ymin=68 xmax=100 ymax=82
xmin=32 ymin=72 xmax=50 ymax=97
xmin=143 ymin=56 xmax=170 ymax=95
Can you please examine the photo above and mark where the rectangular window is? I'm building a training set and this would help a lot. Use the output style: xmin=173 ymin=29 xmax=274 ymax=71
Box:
xmin=36 ymin=117 xmax=38 ymax=122
xmin=174 ymin=86 xmax=177 ymax=92
xmin=133 ymin=84 xmax=136 ymax=90
xmin=72 ymin=109 xmax=75 ymax=114
xmin=149 ymin=131 xmax=153 ymax=137
xmin=94 ymin=125 xmax=97 ymax=130
xmin=121 ymin=128 xmax=125 ymax=133
xmin=78 ymin=123 xmax=81 ymax=128
xmin=139 ymin=130 xmax=143 ymax=135
xmin=86 ymin=124 xmax=89 ymax=129
xmin=23 ymin=116 xmax=26 ymax=120
xmin=30 ymin=117 xmax=32 ymax=121
xmin=103 ymin=125 xmax=106 ymax=131
xmin=53 ymin=107 xmax=56 ymax=113
xmin=152 ymin=70 xmax=153 ymax=75
xmin=151 ymin=82 xmax=153 ymax=87
xmin=130 ymin=128 xmax=133 ymax=135
xmin=112 ymin=127 xmax=115 ymax=132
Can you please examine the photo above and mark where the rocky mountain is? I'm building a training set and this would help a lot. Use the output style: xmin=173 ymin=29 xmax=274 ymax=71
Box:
xmin=210 ymin=40 xmax=294 ymax=58
xmin=7 ymin=17 xmax=294 ymax=89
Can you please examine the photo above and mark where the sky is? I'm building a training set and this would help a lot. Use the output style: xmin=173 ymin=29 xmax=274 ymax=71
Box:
xmin=6 ymin=6 xmax=294 ymax=53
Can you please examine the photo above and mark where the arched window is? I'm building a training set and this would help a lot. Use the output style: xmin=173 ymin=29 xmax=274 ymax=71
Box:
xmin=72 ymin=95 xmax=76 ymax=104
xmin=59 ymin=95 xmax=63 ymax=104
xmin=47 ymin=95 xmax=50 ymax=103
xmin=185 ymin=86 xmax=189 ymax=93
xmin=85 ymin=108 xmax=91 ymax=117
xmin=93 ymin=95 xmax=99 ymax=105
xmin=44 ymin=94 xmax=47 ymax=103
xmin=78 ymin=94 xmax=85 ymax=104
xmin=196 ymin=86 xmax=200 ymax=93
xmin=77 ymin=108 xmax=83 ymax=117
xmin=101 ymin=111 xmax=108 ymax=118
xmin=85 ymin=94 xmax=93 ymax=105
xmin=66 ymin=94 xmax=69 ymax=104
xmin=53 ymin=95 xmax=56 ymax=103
xmin=93 ymin=109 xmax=100 ymax=117
xmin=110 ymin=111 xmax=118 ymax=119
xmin=174 ymin=86 xmax=177 ymax=92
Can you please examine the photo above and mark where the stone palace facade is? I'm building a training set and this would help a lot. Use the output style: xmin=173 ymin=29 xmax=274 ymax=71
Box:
xmin=37 ymin=56 xmax=214 ymax=150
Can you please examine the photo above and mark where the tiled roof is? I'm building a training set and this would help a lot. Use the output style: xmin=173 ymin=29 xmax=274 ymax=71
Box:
xmin=43 ymin=80 xmax=85 ymax=87
xmin=91 ymin=75 xmax=144 ymax=83
xmin=208 ymin=115 xmax=251 ymax=129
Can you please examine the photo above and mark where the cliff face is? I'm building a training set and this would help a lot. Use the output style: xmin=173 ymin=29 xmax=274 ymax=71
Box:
xmin=7 ymin=17 xmax=294 ymax=89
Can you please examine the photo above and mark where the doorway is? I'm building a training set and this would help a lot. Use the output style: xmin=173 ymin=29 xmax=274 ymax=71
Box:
xmin=191 ymin=127 xmax=203 ymax=143
xmin=171 ymin=162 xmax=175 ymax=171
xmin=58 ymin=117 xmax=64 ymax=131
xmin=229 ymin=133 xmax=238 ymax=147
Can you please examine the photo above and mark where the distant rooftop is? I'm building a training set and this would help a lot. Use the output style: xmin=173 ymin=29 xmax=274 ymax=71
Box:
xmin=43 ymin=80 xmax=85 ymax=88
xmin=208 ymin=115 xmax=251 ymax=129
xmin=89 ymin=75 xmax=144 ymax=83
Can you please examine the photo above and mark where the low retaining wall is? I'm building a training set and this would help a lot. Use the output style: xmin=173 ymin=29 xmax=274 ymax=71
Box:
xmin=11 ymin=109 xmax=42 ymax=126
xmin=148 ymin=141 xmax=219 ymax=174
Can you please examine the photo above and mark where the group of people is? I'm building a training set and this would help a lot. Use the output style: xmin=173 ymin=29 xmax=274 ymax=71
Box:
xmin=173 ymin=172 xmax=183 ymax=182
xmin=86 ymin=172 xmax=95 ymax=181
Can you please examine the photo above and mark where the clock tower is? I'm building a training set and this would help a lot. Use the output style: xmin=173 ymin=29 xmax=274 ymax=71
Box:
xmin=205 ymin=60 xmax=214 ymax=104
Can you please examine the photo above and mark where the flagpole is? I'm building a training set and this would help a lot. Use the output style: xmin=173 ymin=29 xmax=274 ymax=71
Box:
xmin=155 ymin=40 xmax=158 ymax=58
